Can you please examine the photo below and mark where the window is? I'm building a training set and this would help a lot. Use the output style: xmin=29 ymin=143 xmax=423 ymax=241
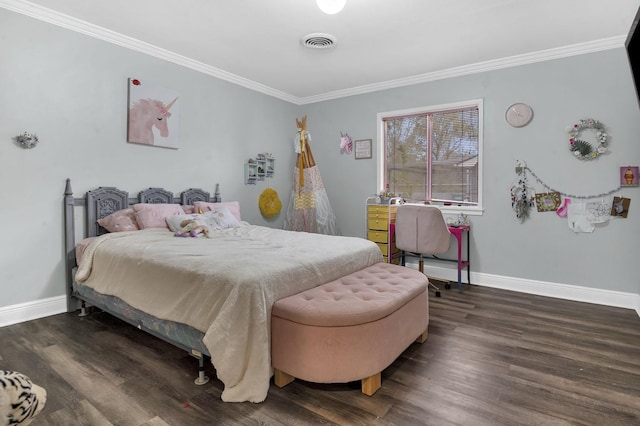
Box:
xmin=377 ymin=99 xmax=483 ymax=213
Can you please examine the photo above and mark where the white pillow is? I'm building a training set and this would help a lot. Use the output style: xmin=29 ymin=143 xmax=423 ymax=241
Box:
xmin=204 ymin=207 xmax=241 ymax=229
xmin=194 ymin=201 xmax=242 ymax=221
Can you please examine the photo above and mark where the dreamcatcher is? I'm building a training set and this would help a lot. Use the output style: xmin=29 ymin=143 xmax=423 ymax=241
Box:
xmin=510 ymin=162 xmax=535 ymax=222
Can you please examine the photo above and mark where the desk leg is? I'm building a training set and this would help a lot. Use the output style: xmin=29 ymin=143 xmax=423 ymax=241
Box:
xmin=454 ymin=232 xmax=463 ymax=292
xmin=466 ymin=233 xmax=471 ymax=286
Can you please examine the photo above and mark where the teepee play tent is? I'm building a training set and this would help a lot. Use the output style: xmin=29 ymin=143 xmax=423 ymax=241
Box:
xmin=284 ymin=116 xmax=339 ymax=235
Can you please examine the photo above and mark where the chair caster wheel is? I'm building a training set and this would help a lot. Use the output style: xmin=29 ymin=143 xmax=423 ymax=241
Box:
xmin=445 ymin=283 xmax=451 ymax=290
xmin=435 ymin=291 xmax=441 ymax=298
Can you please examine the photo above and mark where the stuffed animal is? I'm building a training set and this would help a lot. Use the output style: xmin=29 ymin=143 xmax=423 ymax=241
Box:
xmin=174 ymin=218 xmax=209 ymax=238
xmin=0 ymin=370 xmax=47 ymax=425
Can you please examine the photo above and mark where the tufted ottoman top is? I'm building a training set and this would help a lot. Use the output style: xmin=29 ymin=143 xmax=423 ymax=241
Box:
xmin=272 ymin=262 xmax=428 ymax=327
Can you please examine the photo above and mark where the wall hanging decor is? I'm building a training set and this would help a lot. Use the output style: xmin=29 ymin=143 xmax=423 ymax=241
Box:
xmin=611 ymin=196 xmax=631 ymax=218
xmin=567 ymin=118 xmax=608 ymax=160
xmin=505 ymin=102 xmax=533 ymax=127
xmin=512 ymin=160 xmax=637 ymax=232
xmin=509 ymin=162 xmax=535 ymax=222
xmin=339 ymin=132 xmax=352 ymax=154
xmin=620 ymin=166 xmax=639 ymax=187
xmin=244 ymin=153 xmax=275 ymax=185
xmin=127 ymin=78 xmax=180 ymax=149
xmin=15 ymin=131 xmax=39 ymax=149
xmin=259 ymin=187 xmax=282 ymax=218
xmin=354 ymin=139 xmax=372 ymax=159
xmin=535 ymin=192 xmax=561 ymax=212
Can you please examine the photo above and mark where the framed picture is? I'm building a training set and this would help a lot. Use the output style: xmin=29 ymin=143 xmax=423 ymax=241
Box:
xmin=620 ymin=166 xmax=639 ymax=187
xmin=535 ymin=192 xmax=561 ymax=212
xmin=127 ymin=78 xmax=180 ymax=149
xmin=354 ymin=139 xmax=372 ymax=159
xmin=611 ymin=196 xmax=631 ymax=218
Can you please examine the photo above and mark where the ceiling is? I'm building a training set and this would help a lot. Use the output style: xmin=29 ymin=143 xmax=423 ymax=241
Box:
xmin=3 ymin=0 xmax=640 ymax=104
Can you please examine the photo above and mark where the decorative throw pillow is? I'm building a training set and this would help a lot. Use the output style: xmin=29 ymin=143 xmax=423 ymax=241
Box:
xmin=204 ymin=207 xmax=241 ymax=229
xmin=194 ymin=201 xmax=241 ymax=222
xmin=97 ymin=208 xmax=139 ymax=232
xmin=133 ymin=203 xmax=186 ymax=229
xmin=0 ymin=370 xmax=47 ymax=426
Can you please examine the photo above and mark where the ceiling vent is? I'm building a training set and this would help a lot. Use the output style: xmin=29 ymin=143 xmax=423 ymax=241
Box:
xmin=301 ymin=33 xmax=337 ymax=49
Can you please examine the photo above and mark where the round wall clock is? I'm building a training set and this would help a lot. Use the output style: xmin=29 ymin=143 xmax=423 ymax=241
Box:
xmin=505 ymin=103 xmax=533 ymax=127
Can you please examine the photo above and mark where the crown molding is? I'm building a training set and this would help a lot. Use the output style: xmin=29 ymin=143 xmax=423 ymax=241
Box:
xmin=297 ymin=36 xmax=626 ymax=104
xmin=1 ymin=0 xmax=626 ymax=106
xmin=0 ymin=0 xmax=299 ymax=104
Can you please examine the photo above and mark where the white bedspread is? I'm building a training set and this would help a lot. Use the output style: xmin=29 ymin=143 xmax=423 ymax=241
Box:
xmin=75 ymin=225 xmax=383 ymax=402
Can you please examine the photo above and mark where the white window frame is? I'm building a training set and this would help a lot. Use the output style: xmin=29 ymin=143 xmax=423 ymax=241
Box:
xmin=376 ymin=99 xmax=484 ymax=216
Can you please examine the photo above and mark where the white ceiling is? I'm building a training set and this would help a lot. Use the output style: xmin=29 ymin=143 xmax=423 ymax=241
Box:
xmin=3 ymin=0 xmax=640 ymax=104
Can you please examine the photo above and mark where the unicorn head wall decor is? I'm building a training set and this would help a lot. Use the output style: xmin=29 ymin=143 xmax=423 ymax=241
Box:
xmin=340 ymin=131 xmax=352 ymax=154
xmin=127 ymin=97 xmax=178 ymax=146
xmin=127 ymin=78 xmax=180 ymax=149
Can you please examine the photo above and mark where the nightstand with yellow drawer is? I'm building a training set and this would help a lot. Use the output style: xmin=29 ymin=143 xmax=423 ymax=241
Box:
xmin=366 ymin=200 xmax=400 ymax=264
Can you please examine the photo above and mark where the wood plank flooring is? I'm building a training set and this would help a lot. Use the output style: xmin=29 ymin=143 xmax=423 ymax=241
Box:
xmin=1 ymin=284 xmax=639 ymax=425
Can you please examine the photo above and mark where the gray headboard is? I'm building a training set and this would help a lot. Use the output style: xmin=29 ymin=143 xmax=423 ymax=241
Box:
xmin=63 ymin=178 xmax=221 ymax=311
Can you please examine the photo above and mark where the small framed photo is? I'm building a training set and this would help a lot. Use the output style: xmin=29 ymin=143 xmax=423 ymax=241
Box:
xmin=354 ymin=139 xmax=372 ymax=160
xmin=535 ymin=192 xmax=561 ymax=212
xmin=611 ymin=196 xmax=631 ymax=218
xmin=620 ymin=166 xmax=639 ymax=187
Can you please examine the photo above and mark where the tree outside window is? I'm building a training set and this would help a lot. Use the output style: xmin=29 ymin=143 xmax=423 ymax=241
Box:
xmin=380 ymin=100 xmax=482 ymax=209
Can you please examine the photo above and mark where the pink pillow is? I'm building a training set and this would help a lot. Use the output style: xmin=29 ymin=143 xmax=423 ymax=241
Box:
xmin=97 ymin=208 xmax=139 ymax=232
xmin=182 ymin=205 xmax=196 ymax=214
xmin=133 ymin=203 xmax=186 ymax=229
xmin=194 ymin=201 xmax=241 ymax=222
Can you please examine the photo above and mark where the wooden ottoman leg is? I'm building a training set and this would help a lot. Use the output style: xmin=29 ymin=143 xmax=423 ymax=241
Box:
xmin=415 ymin=328 xmax=429 ymax=343
xmin=361 ymin=372 xmax=381 ymax=396
xmin=274 ymin=369 xmax=295 ymax=388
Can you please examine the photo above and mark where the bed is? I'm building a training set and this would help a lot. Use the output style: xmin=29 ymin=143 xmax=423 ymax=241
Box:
xmin=63 ymin=179 xmax=383 ymax=403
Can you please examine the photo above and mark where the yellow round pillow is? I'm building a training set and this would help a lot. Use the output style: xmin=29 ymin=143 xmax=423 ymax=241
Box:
xmin=259 ymin=188 xmax=282 ymax=218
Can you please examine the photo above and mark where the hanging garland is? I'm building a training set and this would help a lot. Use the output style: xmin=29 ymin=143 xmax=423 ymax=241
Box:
xmin=568 ymin=118 xmax=608 ymax=160
xmin=522 ymin=163 xmax=622 ymax=199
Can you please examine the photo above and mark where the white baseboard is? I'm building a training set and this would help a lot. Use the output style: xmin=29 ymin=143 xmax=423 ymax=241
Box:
xmin=1 ymin=270 xmax=639 ymax=327
xmin=414 ymin=262 xmax=640 ymax=317
xmin=0 ymin=295 xmax=67 ymax=328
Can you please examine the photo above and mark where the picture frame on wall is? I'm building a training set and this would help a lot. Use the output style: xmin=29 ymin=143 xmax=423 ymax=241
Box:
xmin=354 ymin=139 xmax=372 ymax=159
xmin=127 ymin=78 xmax=180 ymax=149
xmin=620 ymin=166 xmax=639 ymax=187
xmin=535 ymin=192 xmax=561 ymax=212
xmin=611 ymin=196 xmax=631 ymax=218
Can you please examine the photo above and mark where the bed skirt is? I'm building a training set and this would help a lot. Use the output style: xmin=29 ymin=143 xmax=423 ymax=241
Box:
xmin=73 ymin=283 xmax=209 ymax=357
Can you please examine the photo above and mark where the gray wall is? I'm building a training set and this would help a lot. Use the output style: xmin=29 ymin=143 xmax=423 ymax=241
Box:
xmin=304 ymin=49 xmax=640 ymax=294
xmin=0 ymin=9 xmax=297 ymax=307
xmin=1 ymin=7 xmax=639 ymax=311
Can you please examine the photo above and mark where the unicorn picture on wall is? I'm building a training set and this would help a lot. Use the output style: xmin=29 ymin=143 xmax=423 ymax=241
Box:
xmin=127 ymin=78 xmax=180 ymax=149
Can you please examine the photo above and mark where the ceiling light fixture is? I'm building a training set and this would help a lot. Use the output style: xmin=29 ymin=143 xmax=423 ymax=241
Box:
xmin=316 ymin=0 xmax=346 ymax=15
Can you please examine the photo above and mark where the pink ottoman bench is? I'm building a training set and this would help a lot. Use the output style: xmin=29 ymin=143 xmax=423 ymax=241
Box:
xmin=271 ymin=262 xmax=429 ymax=396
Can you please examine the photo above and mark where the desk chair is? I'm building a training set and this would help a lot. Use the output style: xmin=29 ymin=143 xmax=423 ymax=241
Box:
xmin=395 ymin=205 xmax=451 ymax=297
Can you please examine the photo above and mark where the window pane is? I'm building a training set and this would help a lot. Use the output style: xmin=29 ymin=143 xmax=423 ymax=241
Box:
xmin=385 ymin=115 xmax=428 ymax=201
xmin=383 ymin=104 xmax=479 ymax=205
xmin=431 ymin=108 xmax=478 ymax=204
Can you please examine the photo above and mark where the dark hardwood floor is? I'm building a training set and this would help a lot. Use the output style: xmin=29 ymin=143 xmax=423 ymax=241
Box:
xmin=2 ymin=284 xmax=639 ymax=425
